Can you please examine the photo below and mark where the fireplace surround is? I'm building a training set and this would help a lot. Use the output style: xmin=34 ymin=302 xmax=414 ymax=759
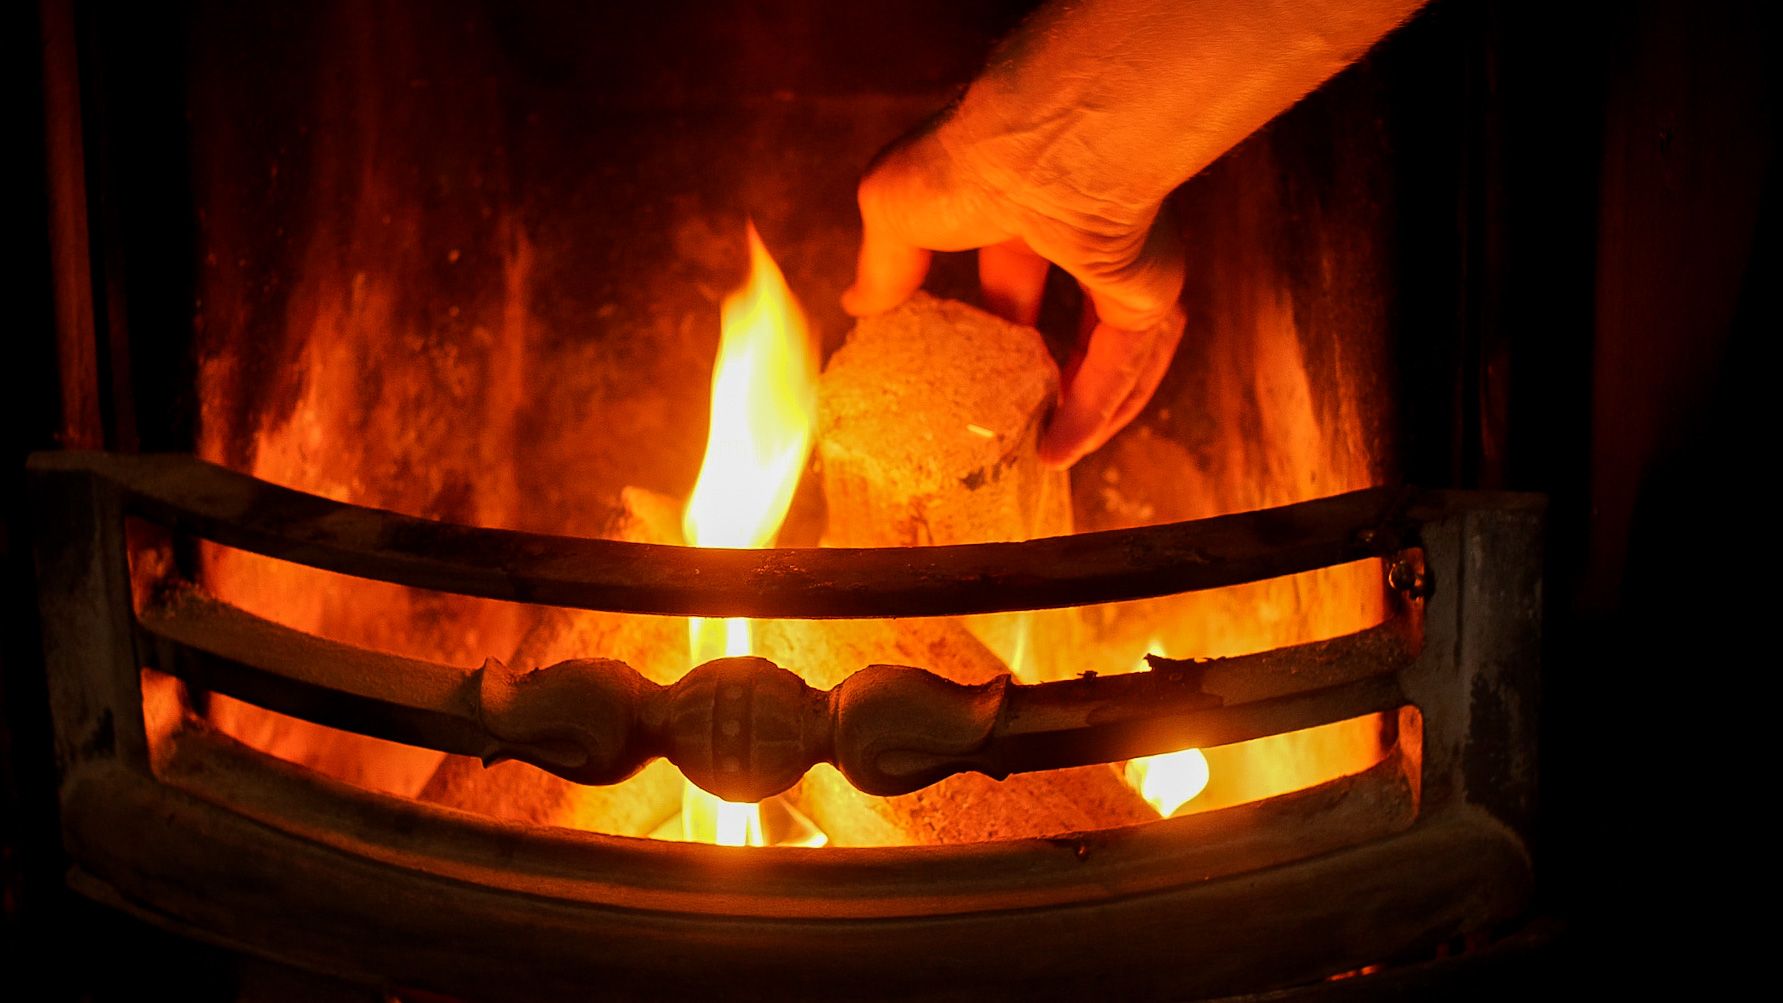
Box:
xmin=11 ymin=0 xmax=1774 ymax=998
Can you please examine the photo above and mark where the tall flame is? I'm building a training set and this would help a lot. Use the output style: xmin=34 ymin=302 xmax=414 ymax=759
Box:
xmin=682 ymin=223 xmax=817 ymax=552
xmin=680 ymin=222 xmax=817 ymax=846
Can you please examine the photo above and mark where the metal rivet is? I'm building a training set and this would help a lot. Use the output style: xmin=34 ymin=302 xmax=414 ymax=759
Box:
xmin=1388 ymin=558 xmax=1432 ymax=599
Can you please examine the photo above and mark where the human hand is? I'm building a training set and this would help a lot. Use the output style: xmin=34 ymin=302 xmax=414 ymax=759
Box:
xmin=841 ymin=0 xmax=1426 ymax=468
xmin=841 ymin=111 xmax=1186 ymax=470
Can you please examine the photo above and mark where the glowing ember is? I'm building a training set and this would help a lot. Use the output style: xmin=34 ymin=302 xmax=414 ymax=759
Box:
xmin=678 ymin=222 xmax=818 ymax=846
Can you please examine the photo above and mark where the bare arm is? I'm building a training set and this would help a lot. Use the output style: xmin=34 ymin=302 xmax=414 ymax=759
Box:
xmin=845 ymin=0 xmax=1427 ymax=467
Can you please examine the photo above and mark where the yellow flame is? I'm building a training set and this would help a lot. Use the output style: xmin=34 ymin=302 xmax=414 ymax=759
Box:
xmin=1123 ymin=641 xmax=1213 ymax=816
xmin=680 ymin=614 xmax=763 ymax=846
xmin=679 ymin=222 xmax=817 ymax=847
xmin=682 ymin=222 xmax=816 ymax=553
xmin=1125 ymin=748 xmax=1211 ymax=818
xmin=1121 ymin=640 xmax=1391 ymax=818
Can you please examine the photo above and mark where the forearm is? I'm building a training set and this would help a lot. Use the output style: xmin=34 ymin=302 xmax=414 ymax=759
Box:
xmin=947 ymin=0 xmax=1428 ymax=222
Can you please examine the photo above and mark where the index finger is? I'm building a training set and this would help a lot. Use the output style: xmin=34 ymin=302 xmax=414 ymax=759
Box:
xmin=843 ymin=220 xmax=931 ymax=317
xmin=843 ymin=130 xmax=1011 ymax=316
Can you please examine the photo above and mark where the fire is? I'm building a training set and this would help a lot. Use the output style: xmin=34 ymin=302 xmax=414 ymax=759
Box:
xmin=681 ymin=223 xmax=817 ymax=552
xmin=1122 ymin=642 xmax=1212 ymax=816
xmin=1120 ymin=632 xmax=1390 ymax=818
xmin=679 ymin=222 xmax=818 ymax=846
xmin=195 ymin=159 xmax=1392 ymax=841
xmin=1113 ymin=288 xmax=1394 ymax=818
xmin=1125 ymin=746 xmax=1212 ymax=819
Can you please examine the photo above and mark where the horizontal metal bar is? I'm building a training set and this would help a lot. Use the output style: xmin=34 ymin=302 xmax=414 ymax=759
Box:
xmin=1001 ymin=679 xmax=1404 ymax=778
xmin=32 ymin=450 xmax=1419 ymax=619
xmin=138 ymin=589 xmax=493 ymax=761
xmin=136 ymin=587 xmax=1411 ymax=799
xmin=141 ymin=725 xmax=1422 ymax=914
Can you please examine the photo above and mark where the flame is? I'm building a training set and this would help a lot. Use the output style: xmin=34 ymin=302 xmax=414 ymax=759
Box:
xmin=681 ymin=222 xmax=817 ymax=553
xmin=1104 ymin=274 xmax=1395 ymax=818
xmin=1122 ymin=642 xmax=1212 ymax=816
xmin=679 ymin=222 xmax=817 ymax=846
xmin=1121 ymin=639 xmax=1389 ymax=818
xmin=1125 ymin=748 xmax=1212 ymax=817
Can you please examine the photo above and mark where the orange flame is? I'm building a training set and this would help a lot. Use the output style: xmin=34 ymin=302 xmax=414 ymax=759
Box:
xmin=680 ymin=223 xmax=817 ymax=846
xmin=1101 ymin=271 xmax=1393 ymax=818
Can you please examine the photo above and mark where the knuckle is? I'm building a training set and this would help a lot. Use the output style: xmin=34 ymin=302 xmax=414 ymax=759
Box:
xmin=855 ymin=170 xmax=892 ymax=216
xmin=1073 ymin=229 xmax=1184 ymax=324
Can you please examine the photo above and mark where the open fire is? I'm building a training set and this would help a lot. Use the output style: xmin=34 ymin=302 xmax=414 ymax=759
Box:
xmin=144 ymin=0 xmax=1410 ymax=848
xmin=190 ymin=205 xmax=1396 ymax=843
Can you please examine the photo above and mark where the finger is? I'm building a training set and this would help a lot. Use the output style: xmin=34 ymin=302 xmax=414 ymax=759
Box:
xmin=1073 ymin=212 xmax=1185 ymax=334
xmin=844 ymin=130 xmax=1010 ymax=316
xmin=978 ymin=238 xmax=1049 ymax=326
xmin=842 ymin=225 xmax=930 ymax=317
xmin=1038 ymin=303 xmax=1185 ymax=469
xmin=1037 ymin=317 xmax=1158 ymax=469
xmin=1024 ymin=199 xmax=1183 ymax=335
xmin=1107 ymin=302 xmax=1186 ymax=434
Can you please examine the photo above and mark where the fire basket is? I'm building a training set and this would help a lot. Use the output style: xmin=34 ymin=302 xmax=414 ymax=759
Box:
xmin=30 ymin=449 xmax=1538 ymax=1001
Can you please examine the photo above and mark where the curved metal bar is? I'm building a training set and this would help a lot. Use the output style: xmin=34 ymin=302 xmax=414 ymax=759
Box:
xmin=34 ymin=451 xmax=1418 ymax=619
xmin=137 ymin=589 xmax=1411 ymax=800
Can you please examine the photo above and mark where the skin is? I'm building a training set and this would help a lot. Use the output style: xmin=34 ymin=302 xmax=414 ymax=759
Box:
xmin=844 ymin=0 xmax=1429 ymax=467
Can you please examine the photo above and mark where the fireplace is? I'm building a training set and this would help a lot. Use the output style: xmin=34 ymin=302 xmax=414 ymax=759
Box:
xmin=10 ymin=0 xmax=1772 ymax=998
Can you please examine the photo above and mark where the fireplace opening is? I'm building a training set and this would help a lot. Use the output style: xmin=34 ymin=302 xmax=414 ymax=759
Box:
xmin=15 ymin=0 xmax=1773 ymax=999
xmin=179 ymin=178 xmax=1410 ymax=848
xmin=123 ymin=0 xmax=1427 ymax=860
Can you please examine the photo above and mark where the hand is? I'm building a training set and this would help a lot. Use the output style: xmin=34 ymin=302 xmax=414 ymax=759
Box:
xmin=841 ymin=0 xmax=1426 ymax=468
xmin=842 ymin=113 xmax=1186 ymax=469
